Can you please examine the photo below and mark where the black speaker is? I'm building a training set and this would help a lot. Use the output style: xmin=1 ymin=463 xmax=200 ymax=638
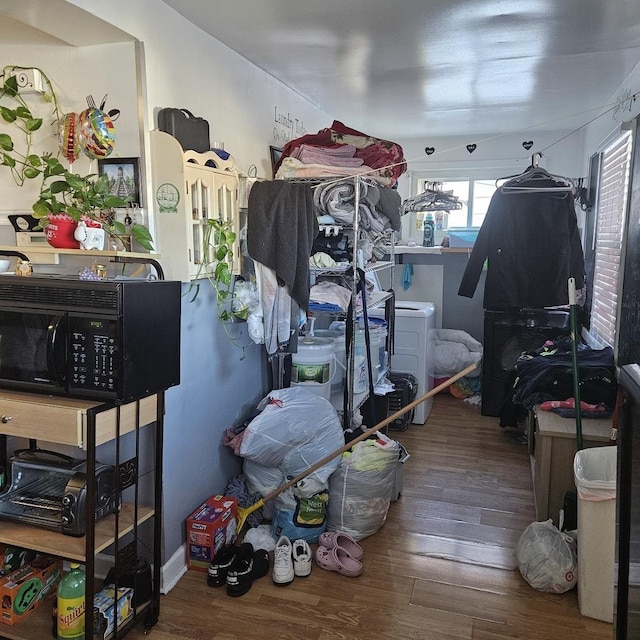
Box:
xmin=481 ymin=309 xmax=571 ymax=417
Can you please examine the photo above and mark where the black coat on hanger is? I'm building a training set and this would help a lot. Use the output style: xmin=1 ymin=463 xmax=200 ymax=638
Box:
xmin=458 ymin=188 xmax=585 ymax=309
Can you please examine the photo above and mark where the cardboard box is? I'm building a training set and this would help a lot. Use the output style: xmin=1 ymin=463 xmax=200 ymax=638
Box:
xmin=93 ymin=584 xmax=134 ymax=640
xmin=0 ymin=555 xmax=62 ymax=625
xmin=186 ymin=495 xmax=238 ymax=571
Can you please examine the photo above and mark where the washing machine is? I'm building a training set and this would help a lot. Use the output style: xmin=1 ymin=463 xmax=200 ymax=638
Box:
xmin=373 ymin=300 xmax=436 ymax=424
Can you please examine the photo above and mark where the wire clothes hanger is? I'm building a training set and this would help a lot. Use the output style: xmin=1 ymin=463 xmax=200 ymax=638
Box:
xmin=497 ymin=152 xmax=574 ymax=195
xmin=402 ymin=181 xmax=463 ymax=213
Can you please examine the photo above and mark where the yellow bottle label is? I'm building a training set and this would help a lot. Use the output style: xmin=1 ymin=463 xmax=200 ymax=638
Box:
xmin=58 ymin=595 xmax=85 ymax=638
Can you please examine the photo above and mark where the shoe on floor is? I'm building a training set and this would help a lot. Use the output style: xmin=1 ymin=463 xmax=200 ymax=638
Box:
xmin=315 ymin=544 xmax=363 ymax=578
xmin=208 ymin=544 xmax=237 ymax=587
xmin=318 ymin=531 xmax=364 ymax=561
xmin=292 ymin=539 xmax=312 ymax=577
xmin=272 ymin=536 xmax=294 ymax=585
xmin=252 ymin=548 xmax=270 ymax=581
xmin=226 ymin=543 xmax=255 ymax=597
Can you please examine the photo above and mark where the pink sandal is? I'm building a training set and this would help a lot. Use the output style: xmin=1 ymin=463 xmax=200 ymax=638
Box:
xmin=315 ymin=545 xmax=362 ymax=577
xmin=318 ymin=531 xmax=364 ymax=560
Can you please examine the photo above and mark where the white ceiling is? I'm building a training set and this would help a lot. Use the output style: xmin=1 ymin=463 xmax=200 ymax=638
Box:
xmin=162 ymin=0 xmax=640 ymax=141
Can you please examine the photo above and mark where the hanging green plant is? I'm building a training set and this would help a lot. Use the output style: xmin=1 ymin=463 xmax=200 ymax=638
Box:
xmin=0 ymin=65 xmax=154 ymax=251
xmin=0 ymin=66 xmax=62 ymax=186
xmin=189 ymin=217 xmax=249 ymax=321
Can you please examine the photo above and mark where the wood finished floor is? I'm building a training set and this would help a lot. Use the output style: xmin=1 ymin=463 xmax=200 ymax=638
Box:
xmin=128 ymin=393 xmax=613 ymax=640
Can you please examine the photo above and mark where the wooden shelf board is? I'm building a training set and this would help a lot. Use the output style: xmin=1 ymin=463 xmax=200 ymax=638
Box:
xmin=0 ymin=504 xmax=154 ymax=562
xmin=0 ymin=246 xmax=160 ymax=260
xmin=0 ymin=595 xmax=152 ymax=640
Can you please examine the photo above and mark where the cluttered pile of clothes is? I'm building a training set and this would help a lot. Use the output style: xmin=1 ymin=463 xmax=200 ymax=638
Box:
xmin=274 ymin=120 xmax=407 ymax=188
xmin=246 ymin=121 xmax=406 ymax=355
xmin=500 ymin=336 xmax=617 ymax=428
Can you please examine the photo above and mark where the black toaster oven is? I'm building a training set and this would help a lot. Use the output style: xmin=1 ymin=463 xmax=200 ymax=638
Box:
xmin=0 ymin=449 xmax=119 ymax=536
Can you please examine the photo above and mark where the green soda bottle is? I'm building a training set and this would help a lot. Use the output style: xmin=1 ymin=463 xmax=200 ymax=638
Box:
xmin=57 ymin=563 xmax=86 ymax=639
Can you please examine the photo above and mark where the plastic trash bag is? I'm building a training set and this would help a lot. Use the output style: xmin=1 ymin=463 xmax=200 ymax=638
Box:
xmin=326 ymin=433 xmax=400 ymax=540
xmin=239 ymin=386 xmax=344 ymax=483
xmin=515 ymin=519 xmax=577 ymax=593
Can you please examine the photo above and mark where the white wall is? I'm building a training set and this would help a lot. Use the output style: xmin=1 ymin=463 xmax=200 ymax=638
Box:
xmin=582 ymin=59 xmax=640 ymax=166
xmin=5 ymin=0 xmax=640 ymax=587
xmin=0 ymin=41 xmax=140 ymax=222
xmin=0 ymin=0 xmax=334 ymax=580
xmin=68 ymin=0 xmax=332 ymax=180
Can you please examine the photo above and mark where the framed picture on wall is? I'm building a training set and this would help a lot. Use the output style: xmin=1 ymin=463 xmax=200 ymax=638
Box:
xmin=98 ymin=157 xmax=141 ymax=206
xmin=269 ymin=146 xmax=283 ymax=178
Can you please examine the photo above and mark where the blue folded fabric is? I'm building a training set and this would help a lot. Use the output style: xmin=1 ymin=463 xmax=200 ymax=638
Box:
xmin=309 ymin=302 xmax=343 ymax=312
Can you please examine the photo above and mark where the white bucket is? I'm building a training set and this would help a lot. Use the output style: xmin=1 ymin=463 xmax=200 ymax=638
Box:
xmin=291 ymin=336 xmax=335 ymax=401
xmin=325 ymin=324 xmax=380 ymax=391
xmin=313 ymin=330 xmax=345 ymax=394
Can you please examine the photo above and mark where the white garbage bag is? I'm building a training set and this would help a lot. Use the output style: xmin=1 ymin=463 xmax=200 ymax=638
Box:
xmin=515 ymin=519 xmax=577 ymax=593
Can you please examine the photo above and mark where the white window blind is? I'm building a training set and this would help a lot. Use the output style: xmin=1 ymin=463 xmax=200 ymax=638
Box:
xmin=590 ymin=130 xmax=633 ymax=347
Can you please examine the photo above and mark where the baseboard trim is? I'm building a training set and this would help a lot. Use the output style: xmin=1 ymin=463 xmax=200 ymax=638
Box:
xmin=94 ymin=545 xmax=188 ymax=595
xmin=160 ymin=544 xmax=188 ymax=594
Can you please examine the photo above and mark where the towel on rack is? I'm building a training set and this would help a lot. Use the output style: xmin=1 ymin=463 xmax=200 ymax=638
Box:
xmin=248 ymin=181 xmax=318 ymax=310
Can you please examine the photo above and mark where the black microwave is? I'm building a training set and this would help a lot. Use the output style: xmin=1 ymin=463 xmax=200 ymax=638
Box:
xmin=0 ymin=276 xmax=181 ymax=401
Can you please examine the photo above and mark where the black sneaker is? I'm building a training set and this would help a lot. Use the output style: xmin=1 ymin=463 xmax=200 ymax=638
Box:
xmin=226 ymin=543 xmax=255 ymax=597
xmin=207 ymin=544 xmax=237 ymax=587
xmin=251 ymin=548 xmax=270 ymax=582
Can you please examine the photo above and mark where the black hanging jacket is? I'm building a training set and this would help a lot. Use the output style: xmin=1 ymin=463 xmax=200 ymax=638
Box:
xmin=458 ymin=188 xmax=585 ymax=309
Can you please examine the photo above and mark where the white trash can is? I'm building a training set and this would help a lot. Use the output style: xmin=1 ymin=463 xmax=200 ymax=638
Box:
xmin=573 ymin=445 xmax=617 ymax=623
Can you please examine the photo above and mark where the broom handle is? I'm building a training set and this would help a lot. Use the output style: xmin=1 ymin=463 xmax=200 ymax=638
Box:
xmin=260 ymin=362 xmax=478 ymax=504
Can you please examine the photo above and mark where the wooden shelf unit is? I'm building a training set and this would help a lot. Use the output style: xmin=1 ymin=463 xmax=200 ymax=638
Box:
xmin=0 ymin=389 xmax=164 ymax=639
xmin=530 ymin=405 xmax=613 ymax=526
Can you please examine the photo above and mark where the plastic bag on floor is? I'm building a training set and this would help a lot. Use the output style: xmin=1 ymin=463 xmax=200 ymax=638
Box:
xmin=515 ymin=519 xmax=577 ymax=593
xmin=326 ymin=433 xmax=400 ymax=540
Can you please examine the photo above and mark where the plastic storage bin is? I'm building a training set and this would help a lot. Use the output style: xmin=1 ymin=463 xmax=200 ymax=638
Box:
xmin=573 ymin=445 xmax=617 ymax=622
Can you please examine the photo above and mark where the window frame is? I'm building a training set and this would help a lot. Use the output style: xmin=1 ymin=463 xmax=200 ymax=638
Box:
xmin=585 ymin=128 xmax=634 ymax=351
xmin=410 ymin=171 xmax=504 ymax=229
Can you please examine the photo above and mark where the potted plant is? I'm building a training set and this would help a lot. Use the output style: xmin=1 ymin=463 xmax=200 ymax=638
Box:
xmin=31 ymin=154 xmax=154 ymax=251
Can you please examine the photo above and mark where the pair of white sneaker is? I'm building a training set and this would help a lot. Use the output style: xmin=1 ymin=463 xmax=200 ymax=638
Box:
xmin=272 ymin=536 xmax=312 ymax=584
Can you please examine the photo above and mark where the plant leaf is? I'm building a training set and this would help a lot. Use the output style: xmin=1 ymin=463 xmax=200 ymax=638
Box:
xmin=15 ymin=106 xmax=32 ymax=119
xmin=131 ymin=225 xmax=154 ymax=251
xmin=65 ymin=173 xmax=85 ymax=190
xmin=0 ymin=106 xmax=16 ymax=123
xmin=50 ymin=180 xmax=70 ymax=194
xmin=25 ymin=118 xmax=42 ymax=132
xmin=1 ymin=153 xmax=15 ymax=168
xmin=26 ymin=154 xmax=42 ymax=168
xmin=102 ymin=195 xmax=126 ymax=208
xmin=32 ymin=201 xmax=49 ymax=216
xmin=3 ymin=75 xmax=18 ymax=95
xmin=23 ymin=166 xmax=40 ymax=179
xmin=0 ymin=133 xmax=13 ymax=151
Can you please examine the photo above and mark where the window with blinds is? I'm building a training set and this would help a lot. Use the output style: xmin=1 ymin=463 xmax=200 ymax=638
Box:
xmin=589 ymin=130 xmax=633 ymax=348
